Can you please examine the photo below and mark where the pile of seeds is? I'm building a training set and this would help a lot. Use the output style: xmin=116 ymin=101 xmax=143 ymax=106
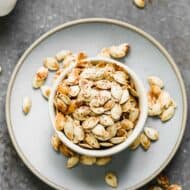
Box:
xmin=22 ymin=42 xmax=179 ymax=189
xmin=147 ymin=76 xmax=176 ymax=122
xmin=53 ymin=59 xmax=140 ymax=149
xmin=148 ymin=174 xmax=182 ymax=190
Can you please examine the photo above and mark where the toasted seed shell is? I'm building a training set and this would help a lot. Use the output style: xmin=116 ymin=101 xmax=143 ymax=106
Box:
xmin=55 ymin=112 xmax=66 ymax=131
xmin=43 ymin=57 xmax=59 ymax=71
xmin=69 ymin=85 xmax=80 ymax=97
xmin=98 ymin=48 xmax=111 ymax=58
xmin=113 ymin=71 xmax=127 ymax=85
xmin=36 ymin=66 xmax=48 ymax=80
xmin=51 ymin=134 xmax=61 ymax=151
xmin=99 ymin=115 xmax=114 ymax=126
xmin=92 ymin=124 xmax=106 ymax=137
xmin=120 ymin=89 xmax=129 ymax=104
xmin=140 ymin=133 xmax=151 ymax=150
xmin=160 ymin=105 xmax=175 ymax=122
xmin=167 ymin=184 xmax=182 ymax=190
xmin=73 ymin=124 xmax=85 ymax=142
xmin=32 ymin=76 xmax=45 ymax=88
xmin=79 ymin=143 xmax=93 ymax=149
xmin=96 ymin=156 xmax=112 ymax=166
xmin=158 ymin=91 xmax=172 ymax=109
xmin=109 ymin=43 xmax=130 ymax=59
xmin=148 ymin=102 xmax=162 ymax=116
xmin=130 ymin=135 xmax=141 ymax=150
xmin=80 ymin=155 xmax=96 ymax=165
xmin=133 ymin=0 xmax=145 ymax=8
xmin=40 ymin=85 xmax=51 ymax=99
xmin=55 ymin=50 xmax=72 ymax=61
xmin=148 ymin=76 xmax=164 ymax=88
xmin=91 ymin=107 xmax=105 ymax=115
xmin=121 ymin=119 xmax=134 ymax=130
xmin=85 ymin=133 xmax=100 ymax=149
xmin=157 ymin=174 xmax=170 ymax=189
xmin=107 ymin=125 xmax=118 ymax=139
xmin=104 ymin=100 xmax=115 ymax=111
xmin=105 ymin=172 xmax=118 ymax=188
xmin=116 ymin=128 xmax=127 ymax=137
xmin=111 ymin=104 xmax=122 ymax=120
xmin=82 ymin=117 xmax=99 ymax=129
xmin=150 ymin=85 xmax=162 ymax=96
xmin=66 ymin=155 xmax=79 ymax=168
xmin=110 ymin=136 xmax=126 ymax=144
xmin=129 ymin=108 xmax=139 ymax=122
xmin=111 ymin=84 xmax=123 ymax=101
xmin=59 ymin=143 xmax=75 ymax=157
xmin=64 ymin=116 xmax=74 ymax=140
xmin=54 ymin=98 xmax=67 ymax=113
xmin=144 ymin=127 xmax=159 ymax=141
xmin=99 ymin=142 xmax=114 ymax=147
xmin=96 ymin=80 xmax=111 ymax=89
xmin=22 ymin=96 xmax=32 ymax=114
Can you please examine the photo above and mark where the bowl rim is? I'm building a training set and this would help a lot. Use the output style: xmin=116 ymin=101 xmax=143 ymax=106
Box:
xmin=49 ymin=57 xmax=148 ymax=157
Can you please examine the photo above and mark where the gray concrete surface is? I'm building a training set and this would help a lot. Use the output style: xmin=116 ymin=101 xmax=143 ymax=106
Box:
xmin=0 ymin=0 xmax=189 ymax=189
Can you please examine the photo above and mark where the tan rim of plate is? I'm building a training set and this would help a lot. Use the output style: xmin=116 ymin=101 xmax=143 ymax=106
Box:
xmin=5 ymin=18 xmax=188 ymax=190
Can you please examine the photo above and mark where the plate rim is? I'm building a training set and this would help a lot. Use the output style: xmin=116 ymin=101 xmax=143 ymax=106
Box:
xmin=5 ymin=18 xmax=188 ymax=190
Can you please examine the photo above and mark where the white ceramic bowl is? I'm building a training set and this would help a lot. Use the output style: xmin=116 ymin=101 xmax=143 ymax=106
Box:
xmin=49 ymin=57 xmax=148 ymax=157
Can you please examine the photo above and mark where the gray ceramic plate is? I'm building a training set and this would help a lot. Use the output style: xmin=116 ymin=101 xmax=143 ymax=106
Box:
xmin=6 ymin=18 xmax=187 ymax=190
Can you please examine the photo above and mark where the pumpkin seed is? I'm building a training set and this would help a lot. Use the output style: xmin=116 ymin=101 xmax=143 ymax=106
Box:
xmin=40 ymin=85 xmax=51 ymax=99
xmin=104 ymin=172 xmax=118 ymax=188
xmin=140 ymin=133 xmax=151 ymax=150
xmin=148 ymin=76 xmax=164 ymax=88
xmin=96 ymin=156 xmax=112 ymax=166
xmin=130 ymin=135 xmax=141 ymax=150
xmin=64 ymin=116 xmax=74 ymax=140
xmin=111 ymin=104 xmax=122 ymax=120
xmin=99 ymin=115 xmax=114 ymax=126
xmin=66 ymin=155 xmax=79 ymax=168
xmin=160 ymin=105 xmax=175 ymax=122
xmin=22 ymin=96 xmax=32 ymax=114
xmin=113 ymin=71 xmax=127 ymax=85
xmin=69 ymin=85 xmax=80 ymax=97
xmin=85 ymin=133 xmax=100 ymax=149
xmin=144 ymin=127 xmax=159 ymax=141
xmin=79 ymin=155 xmax=96 ymax=165
xmin=43 ymin=57 xmax=59 ymax=71
xmin=111 ymin=84 xmax=123 ymax=101
xmin=55 ymin=112 xmax=66 ymax=131
xmin=110 ymin=136 xmax=126 ymax=144
xmin=51 ymin=134 xmax=62 ymax=151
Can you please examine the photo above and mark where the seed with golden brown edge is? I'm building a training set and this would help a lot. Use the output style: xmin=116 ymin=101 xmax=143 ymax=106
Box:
xmin=130 ymin=135 xmax=141 ymax=150
xmin=55 ymin=50 xmax=72 ymax=62
xmin=144 ymin=127 xmax=159 ymax=141
xmin=96 ymin=156 xmax=112 ymax=166
xmin=121 ymin=119 xmax=134 ymax=130
xmin=59 ymin=143 xmax=75 ymax=157
xmin=40 ymin=85 xmax=51 ymax=99
xmin=43 ymin=57 xmax=59 ymax=71
xmin=51 ymin=134 xmax=62 ymax=151
xmin=85 ymin=133 xmax=100 ymax=149
xmin=66 ymin=155 xmax=79 ymax=169
xmin=157 ymin=174 xmax=170 ymax=189
xmin=79 ymin=155 xmax=96 ymax=165
xmin=105 ymin=172 xmax=118 ymax=188
xmin=22 ymin=96 xmax=32 ymax=114
xmin=55 ymin=112 xmax=66 ymax=131
xmin=140 ymin=133 xmax=151 ymax=150
xmin=167 ymin=184 xmax=182 ymax=190
xmin=160 ymin=105 xmax=175 ymax=122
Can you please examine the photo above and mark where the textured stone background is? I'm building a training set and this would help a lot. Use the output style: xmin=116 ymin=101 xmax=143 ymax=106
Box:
xmin=0 ymin=0 xmax=189 ymax=189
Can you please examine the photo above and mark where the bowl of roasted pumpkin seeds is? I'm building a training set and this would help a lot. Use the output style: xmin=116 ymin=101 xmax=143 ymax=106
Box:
xmin=49 ymin=57 xmax=148 ymax=157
